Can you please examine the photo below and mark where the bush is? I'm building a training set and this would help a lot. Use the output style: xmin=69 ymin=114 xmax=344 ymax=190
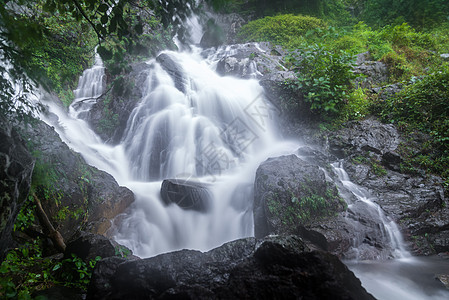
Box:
xmin=0 ymin=240 xmax=100 ymax=298
xmin=340 ymin=87 xmax=370 ymax=121
xmin=237 ymin=14 xmax=327 ymax=48
xmin=379 ymin=65 xmax=449 ymax=191
xmin=285 ymin=43 xmax=358 ymax=119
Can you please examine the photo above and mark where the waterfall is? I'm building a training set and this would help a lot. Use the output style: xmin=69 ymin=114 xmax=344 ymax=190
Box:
xmin=38 ymin=43 xmax=413 ymax=259
xmin=70 ymin=52 xmax=105 ymax=119
xmin=110 ymin=47 xmax=300 ymax=256
xmin=27 ymin=10 xmax=449 ymax=300
xmin=332 ymin=161 xmax=409 ymax=259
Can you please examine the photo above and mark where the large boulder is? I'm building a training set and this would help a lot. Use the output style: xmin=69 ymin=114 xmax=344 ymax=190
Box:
xmin=0 ymin=117 xmax=35 ymax=260
xmin=254 ymin=154 xmax=346 ymax=239
xmin=160 ymin=179 xmax=211 ymax=212
xmin=87 ymin=235 xmax=375 ymax=300
xmin=65 ymin=231 xmax=134 ymax=262
xmin=253 ymin=153 xmax=399 ymax=259
xmin=22 ymin=119 xmax=134 ymax=240
xmin=156 ymin=53 xmax=187 ymax=93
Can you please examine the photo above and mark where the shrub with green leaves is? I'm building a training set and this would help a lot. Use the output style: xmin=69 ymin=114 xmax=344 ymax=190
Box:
xmin=285 ymin=43 xmax=357 ymax=119
xmin=237 ymin=14 xmax=327 ymax=48
xmin=0 ymin=240 xmax=101 ymax=298
xmin=378 ymin=65 xmax=449 ymax=191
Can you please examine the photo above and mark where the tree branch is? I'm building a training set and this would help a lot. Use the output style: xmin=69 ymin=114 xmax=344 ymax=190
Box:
xmin=71 ymin=0 xmax=104 ymax=44
xmin=33 ymin=191 xmax=66 ymax=253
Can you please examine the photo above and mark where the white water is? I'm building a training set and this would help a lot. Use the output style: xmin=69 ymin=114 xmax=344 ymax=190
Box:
xmin=332 ymin=161 xmax=409 ymax=259
xmin=113 ymin=47 xmax=301 ymax=256
xmin=31 ymin=17 xmax=449 ymax=299
xmin=40 ymin=44 xmax=300 ymax=257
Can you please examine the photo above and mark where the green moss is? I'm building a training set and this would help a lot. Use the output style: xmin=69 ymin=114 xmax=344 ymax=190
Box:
xmin=267 ymin=180 xmax=344 ymax=229
xmin=237 ymin=14 xmax=327 ymax=49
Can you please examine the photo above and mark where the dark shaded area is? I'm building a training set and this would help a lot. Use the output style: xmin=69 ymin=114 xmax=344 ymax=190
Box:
xmin=160 ymin=179 xmax=212 ymax=212
xmin=0 ymin=116 xmax=34 ymax=261
xmin=87 ymin=235 xmax=375 ymax=300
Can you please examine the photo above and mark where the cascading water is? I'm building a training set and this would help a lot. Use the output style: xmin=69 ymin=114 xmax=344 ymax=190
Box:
xmin=70 ymin=51 xmax=105 ymax=119
xmin=41 ymin=42 xmax=299 ymax=257
xmin=332 ymin=161 xmax=409 ymax=259
xmin=110 ymin=47 xmax=299 ymax=257
xmin=34 ymin=11 xmax=449 ymax=300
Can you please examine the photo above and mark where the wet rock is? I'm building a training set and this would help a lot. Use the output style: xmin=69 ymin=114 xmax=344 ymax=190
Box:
xmin=88 ymin=256 xmax=131 ymax=299
xmin=216 ymin=56 xmax=252 ymax=77
xmin=253 ymin=153 xmax=398 ymax=259
xmin=156 ymin=53 xmax=186 ymax=93
xmin=329 ymin=119 xmax=449 ymax=255
xmin=21 ymin=120 xmax=134 ymax=241
xmin=87 ymin=62 xmax=152 ymax=144
xmin=87 ymin=235 xmax=375 ymax=300
xmin=253 ymin=154 xmax=346 ymax=238
xmin=160 ymin=179 xmax=212 ymax=212
xmin=65 ymin=231 xmax=133 ymax=262
xmin=0 ymin=117 xmax=35 ymax=260
xmin=354 ymin=52 xmax=388 ymax=88
xmin=329 ymin=118 xmax=400 ymax=159
xmin=436 ymin=274 xmax=449 ymax=289
xmin=215 ymin=42 xmax=293 ymax=80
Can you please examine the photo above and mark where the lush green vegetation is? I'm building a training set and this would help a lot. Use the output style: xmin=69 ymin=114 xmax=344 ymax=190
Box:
xmin=267 ymin=183 xmax=345 ymax=228
xmin=0 ymin=239 xmax=100 ymax=298
xmin=216 ymin=0 xmax=352 ymax=25
xmin=238 ymin=14 xmax=327 ymax=49
xmin=378 ymin=67 xmax=449 ymax=189
xmin=237 ymin=1 xmax=449 ymax=193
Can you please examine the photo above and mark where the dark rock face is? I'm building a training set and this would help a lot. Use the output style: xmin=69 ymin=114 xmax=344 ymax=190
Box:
xmin=253 ymin=152 xmax=399 ymax=259
xmin=22 ymin=119 xmax=134 ymax=240
xmin=354 ymin=52 xmax=388 ymax=87
xmin=200 ymin=19 xmax=226 ymax=48
xmin=329 ymin=118 xmax=449 ymax=255
xmin=0 ymin=117 xmax=35 ymax=260
xmin=328 ymin=118 xmax=400 ymax=159
xmin=254 ymin=154 xmax=346 ymax=239
xmin=156 ymin=53 xmax=186 ymax=93
xmin=202 ymin=12 xmax=246 ymax=46
xmin=160 ymin=179 xmax=211 ymax=212
xmin=65 ymin=231 xmax=134 ymax=262
xmin=87 ymin=62 xmax=152 ymax=144
xmin=87 ymin=235 xmax=375 ymax=300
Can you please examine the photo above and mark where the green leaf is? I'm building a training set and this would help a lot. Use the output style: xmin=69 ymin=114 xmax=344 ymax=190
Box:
xmin=101 ymin=14 xmax=109 ymax=25
xmin=98 ymin=3 xmax=109 ymax=13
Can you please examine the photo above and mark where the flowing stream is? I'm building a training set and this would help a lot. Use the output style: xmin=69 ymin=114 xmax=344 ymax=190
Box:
xmin=35 ymin=14 xmax=449 ymax=300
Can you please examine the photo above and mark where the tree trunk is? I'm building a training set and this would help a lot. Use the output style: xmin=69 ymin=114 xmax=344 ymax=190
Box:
xmin=33 ymin=192 xmax=66 ymax=252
